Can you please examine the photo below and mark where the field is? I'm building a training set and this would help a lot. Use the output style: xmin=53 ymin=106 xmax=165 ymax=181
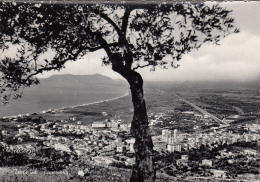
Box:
xmin=158 ymin=81 xmax=260 ymax=117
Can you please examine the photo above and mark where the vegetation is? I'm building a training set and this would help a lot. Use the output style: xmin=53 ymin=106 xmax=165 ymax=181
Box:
xmin=0 ymin=144 xmax=76 ymax=171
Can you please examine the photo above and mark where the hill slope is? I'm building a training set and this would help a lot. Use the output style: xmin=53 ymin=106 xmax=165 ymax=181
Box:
xmin=42 ymin=74 xmax=117 ymax=84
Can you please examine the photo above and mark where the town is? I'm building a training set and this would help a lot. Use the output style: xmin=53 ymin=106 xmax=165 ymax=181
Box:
xmin=1 ymin=103 xmax=260 ymax=181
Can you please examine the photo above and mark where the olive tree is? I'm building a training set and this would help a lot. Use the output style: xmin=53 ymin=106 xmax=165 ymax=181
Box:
xmin=0 ymin=1 xmax=237 ymax=181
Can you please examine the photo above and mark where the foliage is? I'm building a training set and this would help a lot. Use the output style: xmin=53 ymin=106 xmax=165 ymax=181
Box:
xmin=110 ymin=161 xmax=132 ymax=169
xmin=0 ymin=143 xmax=76 ymax=171
xmin=0 ymin=150 xmax=30 ymax=167
xmin=0 ymin=1 xmax=237 ymax=102
xmin=154 ymin=151 xmax=181 ymax=168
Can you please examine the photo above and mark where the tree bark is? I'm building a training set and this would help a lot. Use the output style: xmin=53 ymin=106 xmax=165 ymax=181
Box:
xmin=128 ymin=72 xmax=155 ymax=182
xmin=111 ymin=54 xmax=155 ymax=182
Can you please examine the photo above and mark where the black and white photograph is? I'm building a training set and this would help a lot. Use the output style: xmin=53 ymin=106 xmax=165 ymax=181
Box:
xmin=0 ymin=1 xmax=260 ymax=181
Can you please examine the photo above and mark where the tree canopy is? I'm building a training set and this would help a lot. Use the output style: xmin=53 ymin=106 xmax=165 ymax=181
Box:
xmin=0 ymin=1 xmax=238 ymax=102
xmin=0 ymin=1 xmax=238 ymax=181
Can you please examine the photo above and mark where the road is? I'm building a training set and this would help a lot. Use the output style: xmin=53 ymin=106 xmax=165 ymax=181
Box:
xmin=232 ymin=106 xmax=244 ymax=115
xmin=172 ymin=92 xmax=228 ymax=125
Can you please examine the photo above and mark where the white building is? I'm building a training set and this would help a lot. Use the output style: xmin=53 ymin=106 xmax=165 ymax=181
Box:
xmin=201 ymin=159 xmax=213 ymax=167
xmin=243 ymin=149 xmax=258 ymax=156
xmin=126 ymin=138 xmax=135 ymax=153
xmin=54 ymin=143 xmax=71 ymax=152
xmin=92 ymin=122 xmax=106 ymax=128
xmin=167 ymin=143 xmax=181 ymax=152
xmin=211 ymin=169 xmax=227 ymax=178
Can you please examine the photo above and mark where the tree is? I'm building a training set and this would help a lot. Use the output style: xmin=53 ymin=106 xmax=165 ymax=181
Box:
xmin=0 ymin=1 xmax=237 ymax=181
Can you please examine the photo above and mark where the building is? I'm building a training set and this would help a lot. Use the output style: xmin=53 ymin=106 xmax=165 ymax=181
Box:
xmin=211 ymin=169 xmax=227 ymax=178
xmin=162 ymin=129 xmax=169 ymax=138
xmin=149 ymin=119 xmax=157 ymax=126
xmin=119 ymin=123 xmax=129 ymax=131
xmin=92 ymin=156 xmax=114 ymax=166
xmin=201 ymin=159 xmax=213 ymax=167
xmin=153 ymin=141 xmax=167 ymax=152
xmin=74 ymin=148 xmax=89 ymax=156
xmin=181 ymin=155 xmax=189 ymax=160
xmin=116 ymin=145 xmax=126 ymax=153
xmin=245 ymin=124 xmax=260 ymax=132
xmin=106 ymin=121 xmax=112 ymax=128
xmin=92 ymin=122 xmax=106 ymax=128
xmin=243 ymin=149 xmax=258 ymax=156
xmin=176 ymin=155 xmax=189 ymax=166
xmin=111 ymin=122 xmax=120 ymax=128
xmin=129 ymin=143 xmax=135 ymax=153
xmin=125 ymin=158 xmax=135 ymax=166
xmin=99 ymin=148 xmax=115 ymax=156
xmin=125 ymin=138 xmax=135 ymax=153
xmin=54 ymin=143 xmax=71 ymax=152
xmin=40 ymin=124 xmax=48 ymax=130
xmin=174 ymin=129 xmax=178 ymax=139
xmin=70 ymin=117 xmax=77 ymax=121
xmin=102 ymin=112 xmax=108 ymax=116
xmin=167 ymin=143 xmax=181 ymax=152
xmin=182 ymin=111 xmax=194 ymax=115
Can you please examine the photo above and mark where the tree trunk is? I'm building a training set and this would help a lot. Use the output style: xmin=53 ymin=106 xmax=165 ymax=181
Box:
xmin=128 ymin=72 xmax=155 ymax=182
xmin=111 ymin=55 xmax=155 ymax=182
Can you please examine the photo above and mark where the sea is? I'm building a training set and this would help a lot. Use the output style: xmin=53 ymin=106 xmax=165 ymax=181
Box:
xmin=0 ymin=81 xmax=128 ymax=117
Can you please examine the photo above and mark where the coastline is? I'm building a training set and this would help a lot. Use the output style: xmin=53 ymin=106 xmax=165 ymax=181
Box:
xmin=61 ymin=91 xmax=130 ymax=109
xmin=2 ymin=92 xmax=130 ymax=118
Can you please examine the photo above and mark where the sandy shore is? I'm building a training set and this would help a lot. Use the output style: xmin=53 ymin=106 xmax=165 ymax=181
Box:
xmin=63 ymin=92 xmax=130 ymax=109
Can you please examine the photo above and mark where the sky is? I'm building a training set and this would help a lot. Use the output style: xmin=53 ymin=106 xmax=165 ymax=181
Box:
xmin=37 ymin=1 xmax=260 ymax=82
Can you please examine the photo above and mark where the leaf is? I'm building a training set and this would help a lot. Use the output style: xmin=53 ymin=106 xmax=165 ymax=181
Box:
xmin=190 ymin=35 xmax=197 ymax=42
xmin=234 ymin=28 xmax=240 ymax=33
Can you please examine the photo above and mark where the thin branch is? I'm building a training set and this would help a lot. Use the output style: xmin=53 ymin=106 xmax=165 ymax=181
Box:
xmin=133 ymin=64 xmax=150 ymax=70
xmin=22 ymin=57 xmax=73 ymax=85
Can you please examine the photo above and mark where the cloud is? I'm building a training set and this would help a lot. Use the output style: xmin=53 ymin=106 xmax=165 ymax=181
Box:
xmin=136 ymin=31 xmax=260 ymax=82
xmin=38 ymin=31 xmax=260 ymax=82
xmin=220 ymin=1 xmax=260 ymax=36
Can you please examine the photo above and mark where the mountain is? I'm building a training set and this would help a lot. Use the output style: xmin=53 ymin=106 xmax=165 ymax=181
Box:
xmin=41 ymin=74 xmax=119 ymax=84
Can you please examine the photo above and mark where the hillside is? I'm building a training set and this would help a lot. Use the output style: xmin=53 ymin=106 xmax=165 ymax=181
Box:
xmin=42 ymin=74 xmax=122 ymax=84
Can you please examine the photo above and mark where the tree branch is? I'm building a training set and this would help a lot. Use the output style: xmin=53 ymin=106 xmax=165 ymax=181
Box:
xmin=90 ymin=7 xmax=122 ymax=37
xmin=133 ymin=64 xmax=150 ymax=70
xmin=22 ymin=56 xmax=75 ymax=85
xmin=121 ymin=7 xmax=132 ymax=36
xmin=95 ymin=32 xmax=112 ymax=57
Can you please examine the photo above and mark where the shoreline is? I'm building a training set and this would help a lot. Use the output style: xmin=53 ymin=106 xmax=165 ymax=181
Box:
xmin=61 ymin=91 xmax=130 ymax=109
xmin=2 ymin=91 xmax=130 ymax=118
